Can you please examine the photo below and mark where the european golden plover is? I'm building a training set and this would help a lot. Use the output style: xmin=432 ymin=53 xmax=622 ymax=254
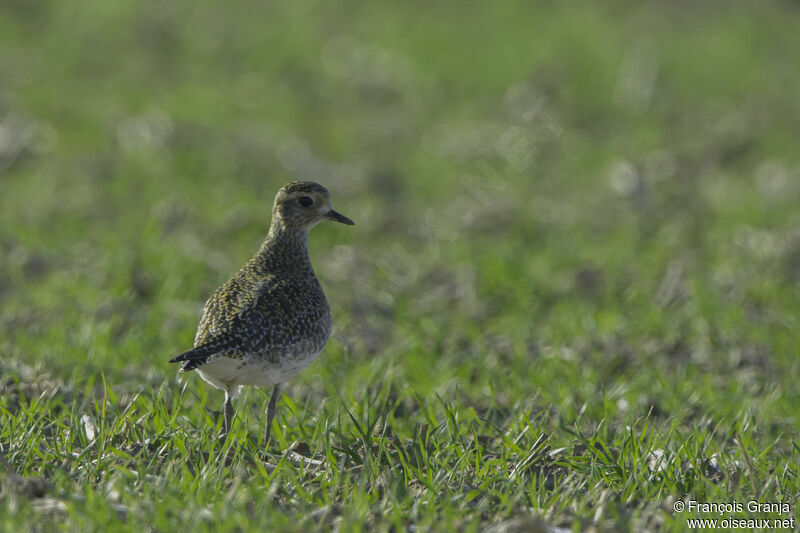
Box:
xmin=170 ymin=181 xmax=354 ymax=446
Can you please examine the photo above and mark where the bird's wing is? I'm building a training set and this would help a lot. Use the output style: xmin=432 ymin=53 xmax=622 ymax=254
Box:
xmin=170 ymin=277 xmax=300 ymax=371
xmin=192 ymin=276 xmax=253 ymax=346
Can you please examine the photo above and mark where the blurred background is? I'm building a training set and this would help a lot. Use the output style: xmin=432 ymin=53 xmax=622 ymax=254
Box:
xmin=2 ymin=0 xmax=800 ymax=424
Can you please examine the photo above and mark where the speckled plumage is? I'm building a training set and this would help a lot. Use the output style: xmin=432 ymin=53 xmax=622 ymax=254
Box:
xmin=169 ymin=181 xmax=353 ymax=446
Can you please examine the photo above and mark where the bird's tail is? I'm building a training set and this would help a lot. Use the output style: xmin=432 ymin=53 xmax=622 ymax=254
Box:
xmin=169 ymin=342 xmax=221 ymax=371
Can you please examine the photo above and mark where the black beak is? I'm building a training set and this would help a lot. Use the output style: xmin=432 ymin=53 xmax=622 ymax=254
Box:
xmin=328 ymin=209 xmax=355 ymax=225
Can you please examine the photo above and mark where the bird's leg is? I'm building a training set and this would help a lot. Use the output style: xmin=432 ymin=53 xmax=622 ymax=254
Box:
xmin=264 ymin=383 xmax=282 ymax=450
xmin=222 ymin=391 xmax=234 ymax=441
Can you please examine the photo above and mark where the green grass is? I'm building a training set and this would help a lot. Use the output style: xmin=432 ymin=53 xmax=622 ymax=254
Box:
xmin=2 ymin=0 xmax=800 ymax=530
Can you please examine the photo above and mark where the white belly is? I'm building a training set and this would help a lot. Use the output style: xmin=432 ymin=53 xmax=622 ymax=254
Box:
xmin=195 ymin=348 xmax=322 ymax=398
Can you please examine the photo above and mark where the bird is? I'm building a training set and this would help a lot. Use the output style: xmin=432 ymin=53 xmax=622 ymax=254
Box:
xmin=169 ymin=181 xmax=354 ymax=447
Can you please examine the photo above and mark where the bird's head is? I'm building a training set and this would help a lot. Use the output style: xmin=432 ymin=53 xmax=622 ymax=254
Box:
xmin=271 ymin=181 xmax=355 ymax=233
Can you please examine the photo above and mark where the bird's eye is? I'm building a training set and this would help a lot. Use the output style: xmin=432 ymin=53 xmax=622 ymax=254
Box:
xmin=298 ymin=196 xmax=313 ymax=207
